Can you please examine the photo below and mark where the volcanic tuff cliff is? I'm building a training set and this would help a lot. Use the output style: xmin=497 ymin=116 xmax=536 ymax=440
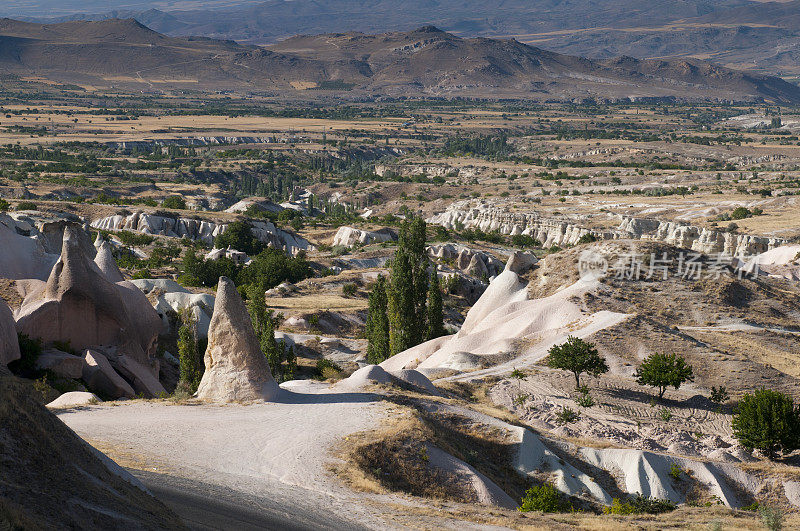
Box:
xmin=428 ymin=202 xmax=785 ymax=256
xmin=91 ymin=212 xmax=313 ymax=254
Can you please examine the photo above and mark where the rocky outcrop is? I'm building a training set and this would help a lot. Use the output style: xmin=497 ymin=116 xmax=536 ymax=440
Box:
xmin=0 ymin=212 xmax=59 ymax=280
xmin=428 ymin=202 xmax=787 ymax=257
xmin=195 ymin=277 xmax=280 ymax=402
xmin=91 ymin=211 xmax=313 ymax=254
xmin=131 ymin=279 xmax=215 ymax=339
xmin=505 ymin=251 xmax=538 ymax=274
xmin=0 ymin=298 xmax=20 ymax=366
xmin=618 ymin=217 xmax=785 ymax=256
xmin=333 ymin=226 xmax=397 ymax=248
xmin=94 ymin=239 xmax=125 ymax=283
xmin=427 ymin=243 xmax=505 ymax=278
xmin=428 ymin=202 xmax=598 ymax=248
xmin=15 ymin=226 xmax=164 ymax=397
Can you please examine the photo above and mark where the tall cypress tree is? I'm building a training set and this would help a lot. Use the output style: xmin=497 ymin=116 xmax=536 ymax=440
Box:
xmin=389 ymin=249 xmax=416 ymax=355
xmin=177 ymin=308 xmax=202 ymax=393
xmin=395 ymin=217 xmax=429 ymax=345
xmin=366 ymin=276 xmax=390 ymax=364
xmin=426 ymin=271 xmax=445 ymax=341
xmin=388 ymin=217 xmax=430 ymax=354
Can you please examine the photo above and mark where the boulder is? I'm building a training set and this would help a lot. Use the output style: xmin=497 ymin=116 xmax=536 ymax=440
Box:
xmin=0 ymin=298 xmax=20 ymax=366
xmin=195 ymin=277 xmax=279 ymax=402
xmin=82 ymin=350 xmax=135 ymax=399
xmin=113 ymin=354 xmax=166 ymax=398
xmin=35 ymin=349 xmax=84 ymax=379
xmin=46 ymin=391 xmax=100 ymax=409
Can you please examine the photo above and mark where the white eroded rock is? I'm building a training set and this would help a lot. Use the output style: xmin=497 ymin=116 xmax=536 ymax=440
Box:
xmin=333 ymin=226 xmax=396 ymax=248
xmin=195 ymin=277 xmax=280 ymax=402
xmin=46 ymin=391 xmax=101 ymax=409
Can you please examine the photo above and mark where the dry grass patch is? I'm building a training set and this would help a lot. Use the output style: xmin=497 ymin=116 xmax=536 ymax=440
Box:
xmin=333 ymin=397 xmax=531 ymax=506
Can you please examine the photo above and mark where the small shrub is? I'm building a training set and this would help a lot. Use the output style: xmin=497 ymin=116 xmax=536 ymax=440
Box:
xmin=742 ymin=501 xmax=759 ymax=512
xmin=730 ymin=206 xmax=752 ymax=220
xmin=15 ymin=201 xmax=37 ymax=211
xmin=316 ymin=358 xmax=342 ymax=380
xmin=576 ymin=390 xmax=595 ymax=408
xmin=556 ymin=407 xmax=580 ymax=424
xmin=759 ymin=505 xmax=784 ymax=531
xmin=342 ymin=283 xmax=358 ymax=297
xmin=604 ymin=494 xmax=676 ymax=515
xmin=518 ymin=483 xmax=572 ymax=513
xmin=710 ymin=386 xmax=729 ymax=404
xmin=513 ymin=393 xmax=529 ymax=407
xmin=0 ymin=198 xmax=9 ymax=211
xmin=660 ymin=408 xmax=673 ymax=421
xmin=669 ymin=462 xmax=682 ymax=481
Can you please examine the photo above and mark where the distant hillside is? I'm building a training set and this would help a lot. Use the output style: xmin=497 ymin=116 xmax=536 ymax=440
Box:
xmin=0 ymin=19 xmax=798 ymax=103
xmin=16 ymin=0 xmax=800 ymax=80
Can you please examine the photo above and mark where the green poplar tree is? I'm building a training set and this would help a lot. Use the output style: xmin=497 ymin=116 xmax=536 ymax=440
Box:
xmin=425 ymin=271 xmax=445 ymax=341
xmin=366 ymin=276 xmax=390 ymax=364
xmin=177 ymin=308 xmax=202 ymax=393
xmin=389 ymin=249 xmax=416 ymax=355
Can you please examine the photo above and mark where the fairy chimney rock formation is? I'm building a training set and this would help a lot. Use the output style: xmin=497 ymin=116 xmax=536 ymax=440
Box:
xmin=195 ymin=277 xmax=280 ymax=402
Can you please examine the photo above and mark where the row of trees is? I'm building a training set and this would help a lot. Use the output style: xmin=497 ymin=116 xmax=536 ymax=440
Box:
xmin=366 ymin=218 xmax=445 ymax=364
xmin=545 ymin=336 xmax=694 ymax=400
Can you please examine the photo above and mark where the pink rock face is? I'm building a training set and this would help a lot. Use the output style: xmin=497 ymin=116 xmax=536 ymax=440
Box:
xmin=15 ymin=226 xmax=164 ymax=396
xmin=0 ymin=298 xmax=20 ymax=367
xmin=196 ymin=276 xmax=279 ymax=402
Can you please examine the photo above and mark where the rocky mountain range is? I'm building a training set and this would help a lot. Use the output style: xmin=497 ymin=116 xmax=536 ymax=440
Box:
xmin=1 ymin=19 xmax=798 ymax=102
xmin=8 ymin=0 xmax=800 ymax=79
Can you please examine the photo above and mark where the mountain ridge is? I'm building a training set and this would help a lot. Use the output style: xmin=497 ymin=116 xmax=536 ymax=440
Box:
xmin=0 ymin=18 xmax=797 ymax=103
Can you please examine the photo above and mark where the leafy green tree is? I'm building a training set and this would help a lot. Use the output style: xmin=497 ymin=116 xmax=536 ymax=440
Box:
xmin=162 ymin=195 xmax=187 ymax=210
xmin=214 ymin=221 xmax=263 ymax=255
xmin=177 ymin=308 xmax=203 ymax=393
xmin=635 ymin=353 xmax=694 ymax=400
xmin=546 ymin=336 xmax=608 ymax=388
xmin=366 ymin=276 xmax=390 ymax=364
xmin=732 ymin=389 xmax=800 ymax=460
xmin=425 ymin=271 xmax=445 ymax=341
xmin=247 ymin=284 xmax=294 ymax=382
